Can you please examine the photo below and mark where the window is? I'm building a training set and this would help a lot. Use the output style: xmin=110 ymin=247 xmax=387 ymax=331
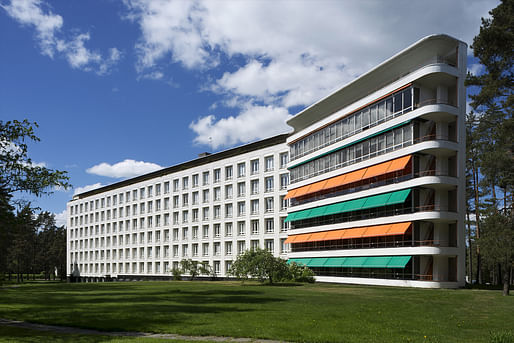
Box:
xmin=280 ymin=152 xmax=288 ymax=169
xmin=214 ymin=168 xmax=221 ymax=183
xmin=173 ymin=228 xmax=179 ymax=241
xmin=182 ymin=177 xmax=189 ymax=190
xmin=250 ymin=159 xmax=259 ymax=174
xmin=225 ymin=166 xmax=233 ymax=180
xmin=225 ymin=222 xmax=233 ymax=237
xmin=214 ymin=223 xmax=221 ymax=238
xmin=192 ymin=191 xmax=199 ymax=205
xmin=173 ymin=212 xmax=179 ymax=225
xmin=192 ymin=174 xmax=199 ymax=188
xmin=182 ymin=244 xmax=188 ymax=257
xmin=265 ymin=218 xmax=274 ymax=233
xmin=251 ymin=220 xmax=259 ymax=235
xmin=225 ymin=241 xmax=232 ymax=255
xmin=237 ymin=241 xmax=246 ymax=254
xmin=132 ymin=190 xmax=137 ymax=201
xmin=192 ymin=243 xmax=198 ymax=256
xmin=237 ymin=201 xmax=245 ymax=216
xmin=251 ymin=179 xmax=259 ymax=194
xmin=173 ymin=179 xmax=179 ymax=192
xmin=251 ymin=199 xmax=259 ymax=214
xmin=202 ymin=243 xmax=209 ymax=256
xmin=265 ymin=156 xmax=274 ymax=171
xmin=265 ymin=197 xmax=274 ymax=212
xmin=147 ymin=201 xmax=153 ymax=213
xmin=280 ymin=195 xmax=288 ymax=211
xmin=203 ymin=225 xmax=209 ymax=238
xmin=182 ymin=227 xmax=189 ymax=240
xmin=164 ymin=181 xmax=170 ymax=194
xmin=238 ymin=221 xmax=245 ymax=236
xmin=214 ymin=187 xmax=221 ymax=201
xmin=265 ymin=239 xmax=274 ymax=253
xmin=251 ymin=240 xmax=259 ymax=250
xmin=140 ymin=188 xmax=145 ymax=199
xmin=202 ymin=171 xmax=209 ymax=185
xmin=182 ymin=210 xmax=188 ymax=223
xmin=214 ymin=205 xmax=221 ymax=219
xmin=202 ymin=189 xmax=209 ymax=203
xmin=173 ymin=195 xmax=179 ymax=208
xmin=225 ymin=185 xmax=233 ymax=199
xmin=192 ymin=226 xmax=198 ymax=239
xmin=237 ymin=182 xmax=246 ymax=197
xmin=225 ymin=203 xmax=233 ymax=218
xmin=155 ymin=184 xmax=161 ymax=196
xmin=156 ymin=199 xmax=161 ymax=211
xmin=280 ymin=174 xmax=289 ymax=189
xmin=182 ymin=194 xmax=189 ymax=207
xmin=147 ymin=185 xmax=153 ymax=197
xmin=192 ymin=208 xmax=199 ymax=222
xmin=237 ymin=162 xmax=246 ymax=177
xmin=265 ymin=176 xmax=274 ymax=192
xmin=202 ymin=207 xmax=209 ymax=220
xmin=214 ymin=242 xmax=221 ymax=256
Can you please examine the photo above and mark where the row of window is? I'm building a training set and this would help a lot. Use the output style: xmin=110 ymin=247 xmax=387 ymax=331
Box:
xmin=70 ymin=154 xmax=289 ymax=216
xmin=70 ymin=238 xmax=285 ymax=264
xmin=69 ymin=217 xmax=290 ymax=243
xmin=290 ymin=87 xmax=414 ymax=161
xmin=290 ymin=123 xmax=415 ymax=183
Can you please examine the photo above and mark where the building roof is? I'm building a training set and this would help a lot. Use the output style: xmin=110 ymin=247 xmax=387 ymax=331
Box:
xmin=71 ymin=133 xmax=288 ymax=201
xmin=287 ymin=34 xmax=466 ymax=133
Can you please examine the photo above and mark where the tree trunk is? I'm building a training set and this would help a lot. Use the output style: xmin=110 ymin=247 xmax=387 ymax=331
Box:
xmin=503 ymin=266 xmax=510 ymax=296
xmin=472 ymin=163 xmax=482 ymax=284
xmin=466 ymin=211 xmax=473 ymax=283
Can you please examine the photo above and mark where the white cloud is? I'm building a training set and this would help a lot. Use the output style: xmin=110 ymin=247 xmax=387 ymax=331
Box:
xmin=468 ymin=63 xmax=484 ymax=76
xmin=54 ymin=209 xmax=67 ymax=227
xmin=86 ymin=159 xmax=163 ymax=178
xmin=73 ymin=183 xmax=105 ymax=195
xmin=124 ymin=0 xmax=497 ymax=148
xmin=190 ymin=104 xmax=292 ymax=149
xmin=2 ymin=0 xmax=120 ymax=74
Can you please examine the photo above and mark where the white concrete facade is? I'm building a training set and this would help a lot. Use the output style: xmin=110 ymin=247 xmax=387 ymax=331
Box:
xmin=67 ymin=135 xmax=290 ymax=279
xmin=284 ymin=35 xmax=467 ymax=288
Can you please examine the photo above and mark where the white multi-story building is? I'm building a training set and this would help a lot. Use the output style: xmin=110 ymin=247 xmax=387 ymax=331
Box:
xmin=67 ymin=34 xmax=467 ymax=288
xmin=284 ymin=34 xmax=467 ymax=288
xmin=67 ymin=134 xmax=290 ymax=280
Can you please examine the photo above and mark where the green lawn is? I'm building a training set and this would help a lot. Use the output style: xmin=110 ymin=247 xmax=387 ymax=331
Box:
xmin=0 ymin=281 xmax=512 ymax=343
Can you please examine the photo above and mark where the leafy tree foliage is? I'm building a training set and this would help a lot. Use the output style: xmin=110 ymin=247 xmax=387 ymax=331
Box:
xmin=0 ymin=119 xmax=70 ymax=281
xmin=465 ymin=0 xmax=514 ymax=295
xmin=228 ymin=248 xmax=314 ymax=284
xmin=180 ymin=259 xmax=211 ymax=280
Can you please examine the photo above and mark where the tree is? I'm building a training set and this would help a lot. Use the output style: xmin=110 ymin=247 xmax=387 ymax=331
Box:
xmin=180 ymin=259 xmax=211 ymax=280
xmin=0 ymin=119 xmax=70 ymax=280
xmin=465 ymin=0 xmax=514 ymax=295
xmin=228 ymin=248 xmax=290 ymax=284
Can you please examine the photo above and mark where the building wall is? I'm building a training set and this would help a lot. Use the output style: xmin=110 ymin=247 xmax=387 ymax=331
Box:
xmin=284 ymin=35 xmax=467 ymax=288
xmin=67 ymin=138 xmax=290 ymax=279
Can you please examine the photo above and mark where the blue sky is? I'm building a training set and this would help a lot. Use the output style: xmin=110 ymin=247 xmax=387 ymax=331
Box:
xmin=0 ymin=0 xmax=497 ymax=225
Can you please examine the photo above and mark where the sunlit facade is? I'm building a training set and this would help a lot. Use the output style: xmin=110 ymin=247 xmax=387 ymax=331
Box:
xmin=284 ymin=34 xmax=467 ymax=288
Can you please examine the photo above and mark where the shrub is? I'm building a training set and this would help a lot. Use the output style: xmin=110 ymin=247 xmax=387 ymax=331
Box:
xmin=171 ymin=268 xmax=182 ymax=281
xmin=288 ymin=262 xmax=315 ymax=283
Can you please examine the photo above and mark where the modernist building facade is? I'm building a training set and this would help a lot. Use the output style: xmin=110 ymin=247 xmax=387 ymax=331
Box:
xmin=284 ymin=34 xmax=467 ymax=288
xmin=67 ymin=135 xmax=290 ymax=280
xmin=67 ymin=34 xmax=466 ymax=288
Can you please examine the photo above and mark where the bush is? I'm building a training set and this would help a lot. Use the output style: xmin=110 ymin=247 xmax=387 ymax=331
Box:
xmin=490 ymin=331 xmax=514 ymax=343
xmin=288 ymin=262 xmax=315 ymax=283
xmin=171 ymin=268 xmax=182 ymax=281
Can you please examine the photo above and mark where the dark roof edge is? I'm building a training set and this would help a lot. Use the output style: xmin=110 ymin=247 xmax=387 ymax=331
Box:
xmin=72 ymin=134 xmax=289 ymax=201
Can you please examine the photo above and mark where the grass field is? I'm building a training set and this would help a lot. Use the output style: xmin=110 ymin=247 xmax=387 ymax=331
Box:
xmin=0 ymin=281 xmax=512 ymax=343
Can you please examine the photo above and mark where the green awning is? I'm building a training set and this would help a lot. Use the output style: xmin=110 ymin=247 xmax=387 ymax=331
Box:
xmin=289 ymin=256 xmax=412 ymax=269
xmin=386 ymin=189 xmax=411 ymax=205
xmin=284 ymin=189 xmax=412 ymax=223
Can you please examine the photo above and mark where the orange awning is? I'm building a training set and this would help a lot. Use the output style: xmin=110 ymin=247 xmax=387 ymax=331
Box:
xmin=288 ymin=222 xmax=412 ymax=244
xmin=284 ymin=188 xmax=299 ymax=200
xmin=387 ymin=222 xmax=412 ymax=235
xmin=387 ymin=155 xmax=411 ymax=173
xmin=285 ymin=155 xmax=412 ymax=201
xmin=363 ymin=161 xmax=393 ymax=179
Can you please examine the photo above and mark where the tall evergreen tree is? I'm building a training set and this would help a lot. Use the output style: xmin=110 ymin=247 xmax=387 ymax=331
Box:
xmin=466 ymin=0 xmax=514 ymax=295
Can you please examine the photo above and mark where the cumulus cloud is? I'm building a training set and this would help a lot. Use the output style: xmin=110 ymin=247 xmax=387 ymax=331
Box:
xmin=73 ymin=183 xmax=105 ymax=195
xmin=54 ymin=209 xmax=67 ymax=227
xmin=2 ymin=0 xmax=120 ymax=74
xmin=190 ymin=104 xmax=292 ymax=149
xmin=86 ymin=159 xmax=163 ymax=178
xmin=468 ymin=63 xmax=485 ymax=76
xmin=123 ymin=0 xmax=496 ymax=148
